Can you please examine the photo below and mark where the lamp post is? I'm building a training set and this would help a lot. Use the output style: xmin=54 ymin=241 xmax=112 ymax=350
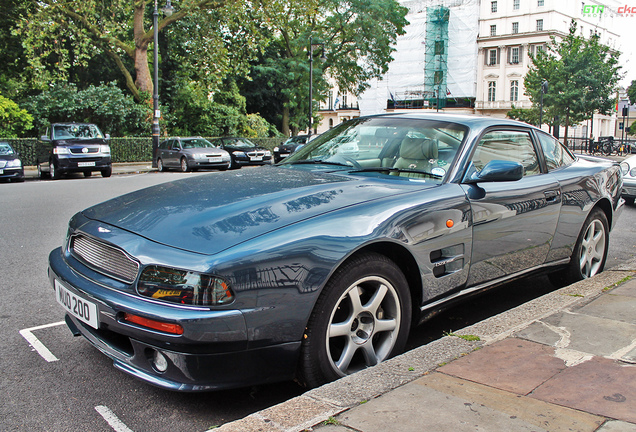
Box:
xmin=308 ymin=37 xmax=326 ymax=137
xmin=538 ymin=80 xmax=548 ymax=129
xmin=152 ymin=0 xmax=174 ymax=164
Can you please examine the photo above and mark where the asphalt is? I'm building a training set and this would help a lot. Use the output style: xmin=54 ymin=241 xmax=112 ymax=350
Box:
xmin=24 ymin=158 xmax=636 ymax=432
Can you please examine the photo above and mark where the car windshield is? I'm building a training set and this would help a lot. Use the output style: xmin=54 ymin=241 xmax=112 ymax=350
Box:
xmin=53 ymin=124 xmax=104 ymax=140
xmin=282 ymin=117 xmax=467 ymax=181
xmin=182 ymin=138 xmax=216 ymax=149
xmin=0 ymin=143 xmax=15 ymax=155
xmin=226 ymin=139 xmax=257 ymax=150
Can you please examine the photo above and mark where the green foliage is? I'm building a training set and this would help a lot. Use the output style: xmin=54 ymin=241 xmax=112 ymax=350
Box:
xmin=242 ymin=0 xmax=408 ymax=134
xmin=0 ymin=95 xmax=34 ymax=137
xmin=23 ymin=82 xmax=150 ymax=136
xmin=628 ymin=80 xmax=636 ymax=105
xmin=525 ymin=21 xmax=621 ymax=142
xmin=629 ymin=122 xmax=636 ymax=137
xmin=506 ymin=105 xmax=539 ymax=125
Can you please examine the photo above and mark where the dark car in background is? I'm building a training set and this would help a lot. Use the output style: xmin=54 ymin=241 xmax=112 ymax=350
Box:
xmin=210 ymin=137 xmax=272 ymax=169
xmin=155 ymin=137 xmax=231 ymax=172
xmin=49 ymin=113 xmax=623 ymax=392
xmin=0 ymin=142 xmax=25 ymax=182
xmin=274 ymin=135 xmax=309 ymax=163
xmin=36 ymin=123 xmax=112 ymax=179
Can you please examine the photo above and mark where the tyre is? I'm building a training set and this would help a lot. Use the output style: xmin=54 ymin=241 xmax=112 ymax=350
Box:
xmin=624 ymin=197 xmax=635 ymax=206
xmin=157 ymin=158 xmax=165 ymax=172
xmin=549 ymin=208 xmax=608 ymax=287
xmin=298 ymin=252 xmax=411 ymax=388
xmin=84 ymin=171 xmax=92 ymax=178
xmin=37 ymin=163 xmax=48 ymax=179
xmin=49 ymin=161 xmax=61 ymax=180
xmin=101 ymin=167 xmax=112 ymax=178
xmin=229 ymin=156 xmax=241 ymax=170
xmin=180 ymin=157 xmax=190 ymax=172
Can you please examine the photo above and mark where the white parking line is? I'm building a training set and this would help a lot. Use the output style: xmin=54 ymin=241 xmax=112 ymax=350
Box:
xmin=95 ymin=406 xmax=135 ymax=432
xmin=19 ymin=321 xmax=66 ymax=362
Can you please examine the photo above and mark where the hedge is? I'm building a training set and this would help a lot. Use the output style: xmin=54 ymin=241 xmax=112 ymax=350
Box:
xmin=1 ymin=136 xmax=287 ymax=166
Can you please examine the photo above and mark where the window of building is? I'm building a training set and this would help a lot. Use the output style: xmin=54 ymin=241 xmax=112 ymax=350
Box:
xmin=488 ymin=81 xmax=496 ymax=102
xmin=487 ymin=48 xmax=499 ymax=65
xmin=434 ymin=71 xmax=444 ymax=84
xmin=328 ymin=91 xmax=333 ymax=110
xmin=435 ymin=41 xmax=445 ymax=55
xmin=512 ymin=22 xmax=519 ymax=34
xmin=537 ymin=0 xmax=544 ymax=6
xmin=508 ymin=46 xmax=521 ymax=64
xmin=490 ymin=25 xmax=497 ymax=36
xmin=536 ymin=19 xmax=543 ymax=31
xmin=510 ymin=80 xmax=519 ymax=101
xmin=491 ymin=1 xmax=497 ymax=12
xmin=513 ymin=0 xmax=520 ymax=9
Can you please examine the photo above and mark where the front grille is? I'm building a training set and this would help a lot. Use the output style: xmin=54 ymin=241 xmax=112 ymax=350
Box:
xmin=70 ymin=147 xmax=100 ymax=154
xmin=70 ymin=234 xmax=140 ymax=283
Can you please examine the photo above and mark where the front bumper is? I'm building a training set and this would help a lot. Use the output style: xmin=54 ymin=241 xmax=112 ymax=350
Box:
xmin=48 ymin=247 xmax=300 ymax=391
xmin=56 ymin=156 xmax=111 ymax=173
xmin=0 ymin=166 xmax=24 ymax=180
xmin=622 ymin=181 xmax=636 ymax=199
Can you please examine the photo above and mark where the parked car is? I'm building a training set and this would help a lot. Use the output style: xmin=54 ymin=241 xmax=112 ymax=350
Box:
xmin=0 ymin=142 xmax=24 ymax=182
xmin=49 ymin=113 xmax=623 ymax=392
xmin=274 ymin=135 xmax=309 ymax=163
xmin=210 ymin=137 xmax=272 ymax=169
xmin=36 ymin=123 xmax=112 ymax=179
xmin=155 ymin=137 xmax=231 ymax=172
xmin=620 ymin=155 xmax=636 ymax=205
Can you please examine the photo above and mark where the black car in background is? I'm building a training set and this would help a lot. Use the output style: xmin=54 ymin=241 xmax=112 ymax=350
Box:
xmin=154 ymin=137 xmax=231 ymax=172
xmin=210 ymin=137 xmax=272 ymax=169
xmin=273 ymin=135 xmax=309 ymax=163
xmin=36 ymin=123 xmax=112 ymax=179
xmin=0 ymin=142 xmax=25 ymax=182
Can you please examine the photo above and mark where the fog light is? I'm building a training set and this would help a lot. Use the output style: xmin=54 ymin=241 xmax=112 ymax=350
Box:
xmin=152 ymin=350 xmax=168 ymax=372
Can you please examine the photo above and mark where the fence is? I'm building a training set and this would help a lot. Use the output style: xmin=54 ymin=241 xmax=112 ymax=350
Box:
xmin=2 ymin=136 xmax=287 ymax=166
xmin=563 ymin=137 xmax=635 ymax=155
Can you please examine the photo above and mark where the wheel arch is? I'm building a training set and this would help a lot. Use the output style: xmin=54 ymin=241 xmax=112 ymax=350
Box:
xmin=594 ymin=197 xmax=613 ymax=230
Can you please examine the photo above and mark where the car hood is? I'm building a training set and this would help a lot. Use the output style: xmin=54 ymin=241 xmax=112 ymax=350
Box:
xmin=81 ymin=167 xmax=423 ymax=255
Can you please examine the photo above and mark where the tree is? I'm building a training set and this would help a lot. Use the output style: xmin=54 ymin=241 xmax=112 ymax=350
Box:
xmin=628 ymin=80 xmax=636 ymax=105
xmin=0 ymin=94 xmax=33 ymax=137
xmin=22 ymin=82 xmax=149 ymax=136
xmin=243 ymin=0 xmax=408 ymax=135
xmin=525 ymin=21 xmax=621 ymax=144
xmin=16 ymin=1 xmax=260 ymax=102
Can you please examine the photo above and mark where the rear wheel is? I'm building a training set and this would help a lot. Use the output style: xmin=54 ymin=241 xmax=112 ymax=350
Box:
xmin=549 ymin=208 xmax=608 ymax=286
xmin=298 ymin=252 xmax=411 ymax=388
xmin=157 ymin=158 xmax=165 ymax=172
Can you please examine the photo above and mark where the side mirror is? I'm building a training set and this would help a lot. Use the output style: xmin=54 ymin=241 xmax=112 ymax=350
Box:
xmin=41 ymin=135 xmax=50 ymax=141
xmin=464 ymin=160 xmax=524 ymax=183
xmin=105 ymin=134 xmax=111 ymax=140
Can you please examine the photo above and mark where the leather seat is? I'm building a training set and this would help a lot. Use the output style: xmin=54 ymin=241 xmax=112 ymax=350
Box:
xmin=391 ymin=137 xmax=438 ymax=178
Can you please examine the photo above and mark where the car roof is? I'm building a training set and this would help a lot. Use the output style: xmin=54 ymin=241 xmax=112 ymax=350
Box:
xmin=362 ymin=112 xmax=537 ymax=130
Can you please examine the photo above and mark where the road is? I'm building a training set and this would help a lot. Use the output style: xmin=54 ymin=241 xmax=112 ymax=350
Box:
xmin=1 ymin=171 xmax=634 ymax=432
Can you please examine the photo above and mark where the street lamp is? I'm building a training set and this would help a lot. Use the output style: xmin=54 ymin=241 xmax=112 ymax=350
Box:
xmin=152 ymin=0 xmax=174 ymax=165
xmin=538 ymin=80 xmax=548 ymax=129
xmin=308 ymin=37 xmax=326 ymax=138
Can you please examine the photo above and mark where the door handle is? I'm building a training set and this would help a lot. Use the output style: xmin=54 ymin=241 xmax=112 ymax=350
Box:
xmin=544 ymin=190 xmax=558 ymax=202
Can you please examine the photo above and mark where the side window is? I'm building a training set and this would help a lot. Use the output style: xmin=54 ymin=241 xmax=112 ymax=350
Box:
xmin=536 ymin=131 xmax=575 ymax=171
xmin=159 ymin=140 xmax=170 ymax=150
xmin=472 ymin=130 xmax=540 ymax=177
xmin=172 ymin=140 xmax=181 ymax=150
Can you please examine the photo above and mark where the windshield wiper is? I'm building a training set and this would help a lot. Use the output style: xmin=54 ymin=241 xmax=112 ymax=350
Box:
xmin=288 ymin=159 xmax=352 ymax=167
xmin=349 ymin=167 xmax=443 ymax=179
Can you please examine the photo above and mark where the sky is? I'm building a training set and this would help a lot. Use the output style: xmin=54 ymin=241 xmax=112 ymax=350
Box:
xmin=613 ymin=14 xmax=636 ymax=89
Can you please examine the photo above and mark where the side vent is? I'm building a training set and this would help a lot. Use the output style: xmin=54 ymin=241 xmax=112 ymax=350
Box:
xmin=430 ymin=244 xmax=465 ymax=278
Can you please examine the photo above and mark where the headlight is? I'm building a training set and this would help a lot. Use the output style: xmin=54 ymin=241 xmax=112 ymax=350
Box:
xmin=137 ymin=266 xmax=234 ymax=306
xmin=232 ymin=151 xmax=246 ymax=157
xmin=631 ymin=168 xmax=636 ymax=178
xmin=621 ymin=162 xmax=629 ymax=176
xmin=6 ymin=159 xmax=22 ymax=168
xmin=264 ymin=150 xmax=272 ymax=156
xmin=53 ymin=147 xmax=70 ymax=155
xmin=100 ymin=145 xmax=111 ymax=153
xmin=274 ymin=146 xmax=279 ymax=152
xmin=193 ymin=153 xmax=206 ymax=160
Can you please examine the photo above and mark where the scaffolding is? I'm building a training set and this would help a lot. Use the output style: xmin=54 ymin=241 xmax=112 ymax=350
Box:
xmin=424 ymin=6 xmax=450 ymax=109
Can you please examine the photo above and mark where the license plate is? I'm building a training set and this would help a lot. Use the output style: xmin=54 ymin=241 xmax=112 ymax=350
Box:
xmin=250 ymin=156 xmax=263 ymax=161
xmin=78 ymin=161 xmax=96 ymax=167
xmin=280 ymin=154 xmax=289 ymax=158
xmin=55 ymin=279 xmax=99 ymax=329
xmin=208 ymin=157 xmax=222 ymax=163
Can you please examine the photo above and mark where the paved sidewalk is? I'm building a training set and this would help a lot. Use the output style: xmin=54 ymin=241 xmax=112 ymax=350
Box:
xmin=217 ymin=266 xmax=636 ymax=432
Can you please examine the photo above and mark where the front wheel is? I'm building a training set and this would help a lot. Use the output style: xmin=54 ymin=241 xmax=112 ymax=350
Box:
xmin=298 ymin=253 xmax=411 ymax=388
xmin=49 ymin=161 xmax=61 ymax=180
xmin=180 ymin=157 xmax=190 ymax=172
xmin=101 ymin=167 xmax=112 ymax=178
xmin=549 ymin=208 xmax=608 ymax=286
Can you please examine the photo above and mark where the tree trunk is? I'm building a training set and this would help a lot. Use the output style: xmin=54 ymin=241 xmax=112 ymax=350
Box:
xmin=563 ymin=111 xmax=570 ymax=149
xmin=282 ymin=106 xmax=290 ymax=136
xmin=133 ymin=1 xmax=153 ymax=95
